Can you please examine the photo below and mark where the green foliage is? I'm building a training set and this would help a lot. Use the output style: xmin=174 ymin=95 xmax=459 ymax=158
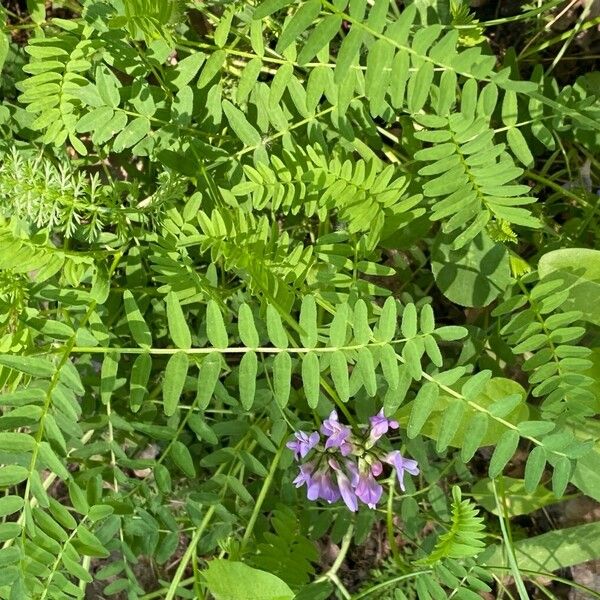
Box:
xmin=0 ymin=0 xmax=598 ymax=598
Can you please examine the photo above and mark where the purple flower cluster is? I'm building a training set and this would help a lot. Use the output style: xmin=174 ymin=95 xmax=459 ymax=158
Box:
xmin=286 ymin=410 xmax=419 ymax=512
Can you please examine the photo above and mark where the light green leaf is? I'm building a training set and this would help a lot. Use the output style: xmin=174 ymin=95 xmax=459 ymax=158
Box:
xmin=112 ymin=117 xmax=150 ymax=152
xmin=297 ymin=14 xmax=341 ymax=65
xmin=524 ymin=446 xmax=546 ymax=493
xmin=329 ymin=350 xmax=349 ymax=402
xmin=489 ymin=429 xmax=520 ymax=478
xmin=273 ymin=351 xmax=291 ymax=407
xmin=123 ymin=290 xmax=152 ymax=348
xmin=206 ymin=300 xmax=228 ymax=348
xmin=196 ymin=353 xmax=221 ymax=410
xmin=275 ymin=0 xmax=321 ymax=54
xmin=299 ymin=295 xmax=318 ymax=348
xmin=203 ymin=560 xmax=294 ymax=600
xmin=407 ymin=382 xmax=439 ymax=438
xmin=166 ymin=292 xmax=192 ymax=349
xmin=401 ymin=303 xmax=417 ymax=338
xmin=238 ymin=303 xmax=259 ymax=348
xmin=163 ymin=352 xmax=189 ymax=416
xmin=239 ymin=351 xmax=258 ymax=410
xmin=223 ymin=99 xmax=261 ymax=146
xmin=0 ymin=354 xmax=54 ymax=378
xmin=171 ymin=440 xmax=196 ymax=477
xmin=302 ymin=351 xmax=320 ymax=408
xmin=100 ymin=352 xmax=119 ymax=405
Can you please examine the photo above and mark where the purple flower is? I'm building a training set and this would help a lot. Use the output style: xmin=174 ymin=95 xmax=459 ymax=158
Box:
xmin=321 ymin=411 xmax=352 ymax=456
xmin=307 ymin=469 xmax=340 ymax=504
xmin=368 ymin=409 xmax=399 ymax=444
xmin=329 ymin=459 xmax=358 ymax=512
xmin=286 ymin=431 xmax=320 ymax=460
xmin=371 ymin=460 xmax=383 ymax=477
xmin=385 ymin=450 xmax=420 ymax=492
xmin=293 ymin=462 xmax=315 ymax=489
xmin=355 ymin=470 xmax=383 ymax=509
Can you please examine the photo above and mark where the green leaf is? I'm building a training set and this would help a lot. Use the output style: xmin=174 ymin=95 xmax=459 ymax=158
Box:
xmin=163 ymin=351 xmax=189 ymax=416
xmin=275 ymin=0 xmax=321 ymax=54
xmin=266 ymin=305 xmax=288 ymax=348
xmin=206 ymin=300 xmax=228 ymax=348
xmin=461 ymin=412 xmax=489 ymax=462
xmin=299 ymin=295 xmax=318 ymax=348
xmin=507 ymin=127 xmax=534 ymax=167
xmin=401 ymin=303 xmax=417 ymax=338
xmin=123 ymin=290 xmax=152 ymax=348
xmin=171 ymin=440 xmax=196 ymax=477
xmin=0 ymin=466 xmax=29 ymax=488
xmin=377 ymin=297 xmax=397 ymax=342
xmin=551 ymin=456 xmax=571 ymax=497
xmin=473 ymin=476 xmax=559 ymax=517
xmin=538 ymin=248 xmax=600 ymax=326
xmin=489 ymin=430 xmax=520 ymax=478
xmin=302 ymin=352 xmax=320 ymax=408
xmin=0 ymin=433 xmax=36 ymax=453
xmin=379 ymin=344 xmax=399 ymax=390
xmin=524 ymin=446 xmax=546 ymax=493
xmin=96 ymin=66 xmax=120 ymax=108
xmin=329 ymin=350 xmax=349 ymax=402
xmin=196 ymin=353 xmax=221 ymax=410
xmin=203 ymin=560 xmax=294 ymax=600
xmin=112 ymin=117 xmax=150 ymax=152
xmin=407 ymin=382 xmax=439 ymax=438
xmin=357 ymin=347 xmax=377 ymax=397
xmin=239 ymin=351 xmax=258 ymax=410
xmin=297 ymin=14 xmax=342 ymax=65
xmin=130 ymin=353 xmax=152 ymax=412
xmin=329 ymin=303 xmax=349 ymax=347
xmin=273 ymin=351 xmax=291 ymax=407
xmin=166 ymin=292 xmax=192 ymax=349
xmin=223 ymin=100 xmax=261 ymax=146
xmin=432 ymin=231 xmax=511 ymax=307
xmin=0 ymin=354 xmax=54 ymax=378
xmin=408 ymin=62 xmax=434 ymax=114
xmin=238 ymin=303 xmax=259 ymax=348
xmin=100 ymin=352 xmax=119 ymax=405
xmin=485 ymin=521 xmax=600 ymax=572
xmin=436 ymin=400 xmax=464 ymax=452
xmin=253 ymin=0 xmax=291 ymax=20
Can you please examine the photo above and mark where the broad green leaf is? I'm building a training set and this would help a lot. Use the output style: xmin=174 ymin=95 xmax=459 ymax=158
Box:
xmin=489 ymin=429 xmax=520 ymax=478
xmin=239 ymin=351 xmax=258 ymax=410
xmin=163 ymin=352 xmax=189 ymax=416
xmin=538 ymin=248 xmax=600 ymax=326
xmin=431 ymin=231 xmax=511 ymax=307
xmin=0 ymin=496 xmax=24 ymax=518
xmin=166 ymin=292 xmax=192 ymax=349
xmin=400 ymin=378 xmax=528 ymax=450
xmin=130 ymin=353 xmax=151 ymax=412
xmin=112 ymin=117 xmax=150 ymax=152
xmin=203 ymin=560 xmax=294 ymax=600
xmin=196 ymin=353 xmax=221 ymax=410
xmin=206 ymin=300 xmax=228 ymax=348
xmin=473 ymin=476 xmax=559 ymax=517
xmin=485 ymin=521 xmax=600 ymax=572
xmin=407 ymin=382 xmax=439 ymax=438
xmin=238 ymin=303 xmax=259 ymax=348
xmin=0 ymin=433 xmax=36 ymax=452
xmin=273 ymin=351 xmax=291 ymax=407
xmin=123 ymin=290 xmax=152 ymax=348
